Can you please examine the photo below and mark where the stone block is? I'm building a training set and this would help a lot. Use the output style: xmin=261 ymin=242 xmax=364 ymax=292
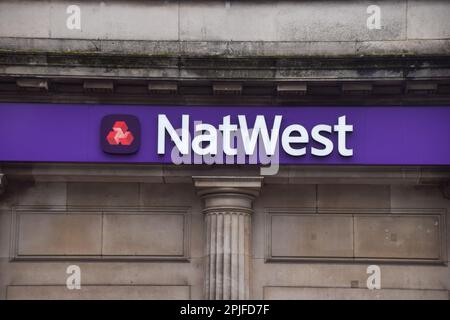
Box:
xmin=0 ymin=1 xmax=50 ymax=38
xmin=67 ymin=182 xmax=139 ymax=207
xmin=354 ymin=215 xmax=442 ymax=260
xmin=274 ymin=0 xmax=406 ymax=42
xmin=180 ymin=1 xmax=277 ymax=41
xmin=255 ymin=185 xmax=316 ymax=209
xmin=7 ymin=285 xmax=190 ymax=300
xmin=269 ymin=214 xmax=353 ymax=259
xmin=318 ymin=184 xmax=390 ymax=209
xmin=390 ymin=185 xmax=449 ymax=209
xmin=0 ymin=211 xmax=10 ymax=259
xmin=140 ymin=183 xmax=197 ymax=206
xmin=102 ymin=213 xmax=186 ymax=257
xmin=16 ymin=182 xmax=66 ymax=206
xmin=407 ymin=0 xmax=450 ymax=39
xmin=3 ymin=260 xmax=203 ymax=290
xmin=50 ymin=0 xmax=179 ymax=41
xmin=16 ymin=212 xmax=102 ymax=256
xmin=263 ymin=286 xmax=448 ymax=300
xmin=251 ymin=258 xmax=450 ymax=299
xmin=180 ymin=1 xmax=406 ymax=42
xmin=0 ymin=0 xmax=178 ymax=40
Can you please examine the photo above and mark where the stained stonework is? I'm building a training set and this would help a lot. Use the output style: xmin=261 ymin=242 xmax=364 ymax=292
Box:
xmin=1 ymin=0 xmax=450 ymax=300
xmin=0 ymin=165 xmax=448 ymax=299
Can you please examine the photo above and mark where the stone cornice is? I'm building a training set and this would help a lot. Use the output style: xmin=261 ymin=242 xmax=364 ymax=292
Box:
xmin=1 ymin=51 xmax=450 ymax=104
xmin=2 ymin=163 xmax=449 ymax=185
xmin=1 ymin=51 xmax=450 ymax=81
xmin=1 ymin=38 xmax=450 ymax=58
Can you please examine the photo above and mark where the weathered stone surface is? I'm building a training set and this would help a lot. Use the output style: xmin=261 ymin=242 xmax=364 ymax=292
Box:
xmin=15 ymin=182 xmax=66 ymax=206
xmin=0 ymin=0 xmax=179 ymax=40
xmin=0 ymin=0 xmax=449 ymax=59
xmin=1 ymin=0 xmax=448 ymax=301
xmin=390 ymin=185 xmax=450 ymax=208
xmin=180 ymin=1 xmax=406 ymax=42
xmin=0 ymin=211 xmax=10 ymax=259
xmin=354 ymin=215 xmax=442 ymax=260
xmin=408 ymin=0 xmax=450 ymax=39
xmin=67 ymin=182 xmax=139 ymax=206
xmin=269 ymin=214 xmax=354 ymax=259
xmin=0 ymin=0 xmax=407 ymax=42
xmin=3 ymin=164 xmax=449 ymax=186
xmin=7 ymin=285 xmax=190 ymax=300
xmin=0 ymin=0 xmax=408 ymax=41
xmin=17 ymin=212 xmax=102 ymax=256
xmin=102 ymin=213 xmax=186 ymax=256
xmin=264 ymin=286 xmax=448 ymax=300
xmin=318 ymin=184 xmax=390 ymax=209
xmin=0 ymin=1 xmax=50 ymax=38
xmin=5 ymin=259 xmax=202 ymax=288
xmin=139 ymin=183 xmax=197 ymax=206
xmin=2 ymin=38 xmax=450 ymax=58
xmin=0 ymin=183 xmax=15 ymax=210
xmin=0 ymin=173 xmax=450 ymax=299
xmin=255 ymin=185 xmax=316 ymax=208
xmin=251 ymin=258 xmax=450 ymax=299
xmin=0 ymin=166 xmax=449 ymax=299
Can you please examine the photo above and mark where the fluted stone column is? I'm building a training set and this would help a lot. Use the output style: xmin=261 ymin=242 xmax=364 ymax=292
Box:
xmin=193 ymin=176 xmax=263 ymax=300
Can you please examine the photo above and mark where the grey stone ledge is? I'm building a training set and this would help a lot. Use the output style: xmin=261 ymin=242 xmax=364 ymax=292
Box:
xmin=1 ymin=38 xmax=450 ymax=57
xmin=1 ymin=163 xmax=449 ymax=185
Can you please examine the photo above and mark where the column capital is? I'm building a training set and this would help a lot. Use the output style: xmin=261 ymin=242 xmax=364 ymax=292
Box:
xmin=193 ymin=176 xmax=263 ymax=214
xmin=193 ymin=176 xmax=263 ymax=196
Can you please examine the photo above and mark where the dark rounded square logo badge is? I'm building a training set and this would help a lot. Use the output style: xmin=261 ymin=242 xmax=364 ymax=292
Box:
xmin=101 ymin=114 xmax=141 ymax=154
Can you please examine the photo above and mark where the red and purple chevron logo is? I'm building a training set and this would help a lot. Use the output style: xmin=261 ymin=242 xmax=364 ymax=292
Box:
xmin=101 ymin=115 xmax=140 ymax=154
xmin=106 ymin=121 xmax=135 ymax=146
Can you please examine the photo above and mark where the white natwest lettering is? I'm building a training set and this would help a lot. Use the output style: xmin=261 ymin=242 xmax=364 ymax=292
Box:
xmin=157 ymin=114 xmax=353 ymax=157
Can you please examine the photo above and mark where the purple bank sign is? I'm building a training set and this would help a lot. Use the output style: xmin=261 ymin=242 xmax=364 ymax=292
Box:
xmin=0 ymin=103 xmax=449 ymax=165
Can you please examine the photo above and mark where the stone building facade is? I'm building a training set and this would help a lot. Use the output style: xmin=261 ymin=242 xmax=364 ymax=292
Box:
xmin=0 ymin=0 xmax=450 ymax=299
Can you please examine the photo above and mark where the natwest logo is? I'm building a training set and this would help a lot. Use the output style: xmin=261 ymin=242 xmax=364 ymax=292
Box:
xmin=106 ymin=121 xmax=134 ymax=146
xmin=101 ymin=115 xmax=140 ymax=154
